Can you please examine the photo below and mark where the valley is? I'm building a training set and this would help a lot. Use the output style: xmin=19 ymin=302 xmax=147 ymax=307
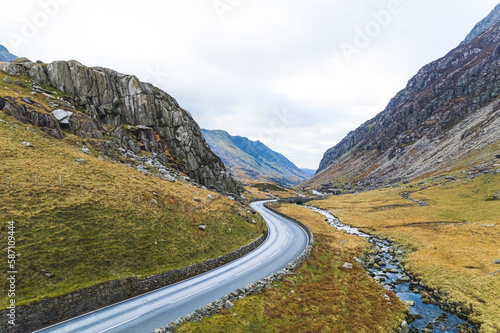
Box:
xmin=1 ymin=2 xmax=499 ymax=333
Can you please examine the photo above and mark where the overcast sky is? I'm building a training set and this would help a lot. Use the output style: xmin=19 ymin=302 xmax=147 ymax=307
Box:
xmin=1 ymin=0 xmax=498 ymax=169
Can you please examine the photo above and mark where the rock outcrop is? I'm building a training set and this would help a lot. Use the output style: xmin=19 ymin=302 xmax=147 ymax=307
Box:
xmin=0 ymin=59 xmax=238 ymax=193
xmin=309 ymin=12 xmax=500 ymax=191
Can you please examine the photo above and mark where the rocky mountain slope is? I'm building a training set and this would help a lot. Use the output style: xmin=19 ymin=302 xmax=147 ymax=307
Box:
xmin=0 ymin=59 xmax=238 ymax=194
xmin=306 ymin=6 xmax=500 ymax=192
xmin=0 ymin=44 xmax=17 ymax=62
xmin=202 ymin=129 xmax=311 ymax=186
xmin=461 ymin=3 xmax=500 ymax=44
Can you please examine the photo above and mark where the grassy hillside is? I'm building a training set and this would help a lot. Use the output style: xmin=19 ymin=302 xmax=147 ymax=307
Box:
xmin=310 ymin=174 xmax=500 ymax=332
xmin=0 ymin=74 xmax=262 ymax=309
xmin=176 ymin=203 xmax=407 ymax=332
xmin=243 ymin=182 xmax=299 ymax=200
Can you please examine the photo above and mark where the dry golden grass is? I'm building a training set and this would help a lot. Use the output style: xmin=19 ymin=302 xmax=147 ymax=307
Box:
xmin=177 ymin=204 xmax=407 ymax=333
xmin=0 ymin=88 xmax=261 ymax=308
xmin=311 ymin=175 xmax=500 ymax=332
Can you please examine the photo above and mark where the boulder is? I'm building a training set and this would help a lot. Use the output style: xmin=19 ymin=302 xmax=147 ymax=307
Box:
xmin=198 ymin=225 xmax=207 ymax=231
xmin=52 ymin=109 xmax=73 ymax=124
xmin=225 ymin=300 xmax=234 ymax=310
xmin=399 ymin=276 xmax=411 ymax=282
xmin=21 ymin=141 xmax=34 ymax=147
xmin=403 ymin=300 xmax=415 ymax=307
xmin=342 ymin=262 xmax=353 ymax=269
xmin=400 ymin=320 xmax=410 ymax=333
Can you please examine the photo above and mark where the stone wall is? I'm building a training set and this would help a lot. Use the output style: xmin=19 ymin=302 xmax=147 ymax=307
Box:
xmin=0 ymin=232 xmax=267 ymax=333
xmin=277 ymin=196 xmax=323 ymax=205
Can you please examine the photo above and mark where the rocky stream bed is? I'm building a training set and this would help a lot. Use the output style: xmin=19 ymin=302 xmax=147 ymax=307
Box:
xmin=305 ymin=206 xmax=477 ymax=333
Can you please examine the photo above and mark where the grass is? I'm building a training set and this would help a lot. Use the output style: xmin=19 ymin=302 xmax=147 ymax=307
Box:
xmin=0 ymin=80 xmax=262 ymax=309
xmin=176 ymin=204 xmax=407 ymax=333
xmin=250 ymin=182 xmax=287 ymax=192
xmin=310 ymin=174 xmax=500 ymax=332
xmin=244 ymin=182 xmax=298 ymax=201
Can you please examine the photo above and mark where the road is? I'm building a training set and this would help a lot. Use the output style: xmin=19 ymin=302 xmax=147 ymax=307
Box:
xmin=36 ymin=201 xmax=309 ymax=333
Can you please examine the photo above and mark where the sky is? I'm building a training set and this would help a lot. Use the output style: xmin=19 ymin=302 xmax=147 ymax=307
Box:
xmin=0 ymin=0 xmax=498 ymax=169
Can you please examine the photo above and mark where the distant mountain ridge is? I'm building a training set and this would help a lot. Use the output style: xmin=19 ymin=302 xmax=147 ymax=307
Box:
xmin=202 ymin=129 xmax=311 ymax=186
xmin=305 ymin=5 xmax=500 ymax=191
xmin=0 ymin=45 xmax=17 ymax=62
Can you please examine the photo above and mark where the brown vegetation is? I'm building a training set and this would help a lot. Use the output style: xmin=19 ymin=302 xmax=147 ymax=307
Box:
xmin=177 ymin=204 xmax=407 ymax=332
xmin=311 ymin=174 xmax=500 ymax=332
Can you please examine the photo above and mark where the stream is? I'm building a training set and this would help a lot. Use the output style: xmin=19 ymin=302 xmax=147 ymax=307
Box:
xmin=305 ymin=205 xmax=476 ymax=333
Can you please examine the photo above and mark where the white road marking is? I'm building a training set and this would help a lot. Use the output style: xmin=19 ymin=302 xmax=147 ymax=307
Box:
xmin=170 ymin=283 xmax=219 ymax=304
xmin=235 ymin=263 xmax=261 ymax=277
xmin=269 ymin=249 xmax=281 ymax=259
xmin=98 ymin=316 xmax=139 ymax=333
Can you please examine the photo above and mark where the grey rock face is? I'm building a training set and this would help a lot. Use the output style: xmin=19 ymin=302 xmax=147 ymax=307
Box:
xmin=0 ymin=60 xmax=238 ymax=193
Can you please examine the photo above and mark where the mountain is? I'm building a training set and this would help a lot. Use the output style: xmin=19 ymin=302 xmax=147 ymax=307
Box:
xmin=0 ymin=58 xmax=238 ymax=194
xmin=306 ymin=6 xmax=500 ymax=191
xmin=461 ymin=3 xmax=500 ymax=45
xmin=0 ymin=44 xmax=17 ymax=62
xmin=202 ymin=129 xmax=312 ymax=186
xmin=300 ymin=168 xmax=316 ymax=179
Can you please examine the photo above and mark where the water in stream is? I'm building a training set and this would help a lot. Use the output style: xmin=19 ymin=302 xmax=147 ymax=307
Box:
xmin=305 ymin=205 xmax=476 ymax=333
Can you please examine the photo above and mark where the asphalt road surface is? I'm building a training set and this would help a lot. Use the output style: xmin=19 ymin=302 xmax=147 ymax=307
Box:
xmin=36 ymin=200 xmax=309 ymax=333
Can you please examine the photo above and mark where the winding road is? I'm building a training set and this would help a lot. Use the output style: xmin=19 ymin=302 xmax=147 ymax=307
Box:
xmin=36 ymin=201 xmax=309 ymax=333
